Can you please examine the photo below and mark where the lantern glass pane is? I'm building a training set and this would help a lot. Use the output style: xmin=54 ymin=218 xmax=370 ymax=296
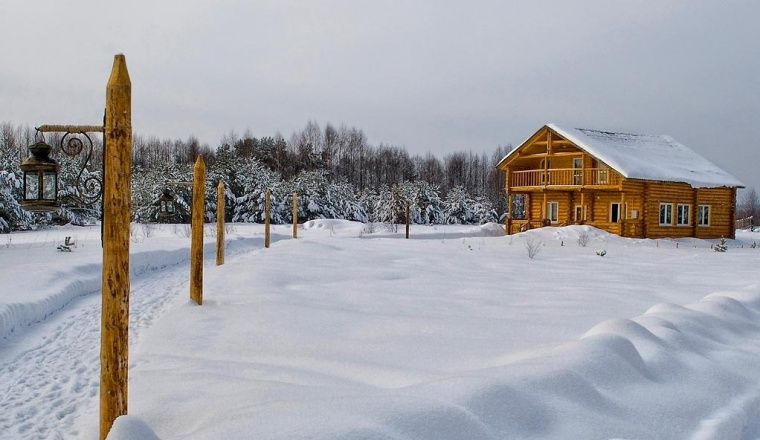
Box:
xmin=25 ymin=173 xmax=39 ymax=200
xmin=43 ymin=172 xmax=56 ymax=200
xmin=167 ymin=201 xmax=174 ymax=213
xmin=160 ymin=201 xmax=167 ymax=213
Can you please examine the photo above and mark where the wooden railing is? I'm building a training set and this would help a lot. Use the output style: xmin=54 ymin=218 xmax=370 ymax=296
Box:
xmin=510 ymin=168 xmax=621 ymax=188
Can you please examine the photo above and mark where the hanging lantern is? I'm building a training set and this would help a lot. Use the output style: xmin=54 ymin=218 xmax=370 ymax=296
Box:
xmin=20 ymin=141 xmax=59 ymax=212
xmin=159 ymin=188 xmax=176 ymax=220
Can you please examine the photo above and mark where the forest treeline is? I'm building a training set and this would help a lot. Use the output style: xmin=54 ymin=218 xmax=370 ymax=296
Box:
xmin=0 ymin=120 xmax=511 ymax=232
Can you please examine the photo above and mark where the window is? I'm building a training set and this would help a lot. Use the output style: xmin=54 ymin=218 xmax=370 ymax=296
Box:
xmin=540 ymin=159 xmax=552 ymax=184
xmin=573 ymin=158 xmax=583 ymax=185
xmin=698 ymin=205 xmax=711 ymax=226
xmin=610 ymin=203 xmax=621 ymax=223
xmin=597 ymin=163 xmax=609 ymax=185
xmin=659 ymin=203 xmax=673 ymax=226
xmin=547 ymin=202 xmax=558 ymax=223
xmin=574 ymin=205 xmax=584 ymax=222
xmin=677 ymin=204 xmax=690 ymax=226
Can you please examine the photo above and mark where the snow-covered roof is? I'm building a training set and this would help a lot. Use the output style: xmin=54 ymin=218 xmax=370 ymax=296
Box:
xmin=501 ymin=123 xmax=743 ymax=188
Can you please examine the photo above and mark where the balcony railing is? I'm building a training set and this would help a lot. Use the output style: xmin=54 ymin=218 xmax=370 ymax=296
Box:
xmin=510 ymin=168 xmax=621 ymax=188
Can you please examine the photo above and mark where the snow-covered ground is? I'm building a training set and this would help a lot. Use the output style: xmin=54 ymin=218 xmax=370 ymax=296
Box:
xmin=1 ymin=222 xmax=760 ymax=439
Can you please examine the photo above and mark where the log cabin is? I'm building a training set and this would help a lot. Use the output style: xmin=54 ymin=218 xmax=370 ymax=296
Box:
xmin=497 ymin=124 xmax=744 ymax=239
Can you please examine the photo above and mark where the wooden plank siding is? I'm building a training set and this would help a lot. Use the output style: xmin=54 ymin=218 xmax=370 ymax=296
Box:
xmin=695 ymin=187 xmax=736 ymax=239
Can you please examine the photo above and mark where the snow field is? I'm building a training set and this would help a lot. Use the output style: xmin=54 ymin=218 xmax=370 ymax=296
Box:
xmin=0 ymin=223 xmax=272 ymax=439
xmin=106 ymin=223 xmax=760 ymax=439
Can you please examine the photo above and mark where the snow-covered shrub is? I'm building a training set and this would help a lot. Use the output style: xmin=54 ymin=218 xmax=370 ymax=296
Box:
xmin=577 ymin=231 xmax=590 ymax=247
xmin=713 ymin=238 xmax=728 ymax=253
xmin=596 ymin=249 xmax=607 ymax=257
xmin=525 ymin=237 xmax=541 ymax=259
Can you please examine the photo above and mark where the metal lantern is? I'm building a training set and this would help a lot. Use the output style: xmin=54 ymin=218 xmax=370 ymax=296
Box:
xmin=159 ymin=188 xmax=176 ymax=220
xmin=20 ymin=141 xmax=60 ymax=212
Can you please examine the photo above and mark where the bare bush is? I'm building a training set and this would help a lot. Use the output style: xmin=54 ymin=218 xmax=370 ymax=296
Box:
xmin=173 ymin=223 xmax=191 ymax=238
xmin=525 ymin=237 xmax=542 ymax=259
xmin=363 ymin=222 xmax=376 ymax=235
xmin=577 ymin=231 xmax=590 ymax=247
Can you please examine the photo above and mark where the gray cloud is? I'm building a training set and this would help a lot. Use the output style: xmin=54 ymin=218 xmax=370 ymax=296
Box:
xmin=2 ymin=0 xmax=758 ymax=190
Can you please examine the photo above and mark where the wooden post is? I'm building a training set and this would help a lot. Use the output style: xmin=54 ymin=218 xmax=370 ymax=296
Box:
xmin=506 ymin=193 xmax=513 ymax=235
xmin=216 ymin=181 xmax=224 ymax=266
xmin=100 ymin=54 xmax=132 ymax=440
xmin=190 ymin=155 xmax=205 ymax=305
xmin=542 ymin=191 xmax=547 ymax=222
xmin=620 ymin=192 xmax=626 ymax=237
xmin=292 ymin=192 xmax=298 ymax=239
xmin=692 ymin=188 xmax=698 ymax=238
xmin=580 ymin=191 xmax=586 ymax=222
xmin=405 ymin=203 xmax=410 ymax=239
xmin=265 ymin=189 xmax=271 ymax=248
xmin=525 ymin=193 xmax=531 ymax=229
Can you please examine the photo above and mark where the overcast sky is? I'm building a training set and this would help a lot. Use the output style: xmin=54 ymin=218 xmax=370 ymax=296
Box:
xmin=1 ymin=1 xmax=758 ymax=191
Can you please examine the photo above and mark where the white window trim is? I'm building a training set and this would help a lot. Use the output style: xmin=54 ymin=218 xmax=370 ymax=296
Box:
xmin=676 ymin=204 xmax=691 ymax=227
xmin=610 ymin=202 xmax=621 ymax=223
xmin=698 ymin=204 xmax=711 ymax=227
xmin=659 ymin=203 xmax=673 ymax=226
xmin=574 ymin=204 xmax=584 ymax=222
xmin=547 ymin=201 xmax=559 ymax=224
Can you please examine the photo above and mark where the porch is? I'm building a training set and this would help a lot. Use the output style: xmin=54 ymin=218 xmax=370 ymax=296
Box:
xmin=505 ymin=189 xmax=644 ymax=238
xmin=509 ymin=168 xmax=622 ymax=190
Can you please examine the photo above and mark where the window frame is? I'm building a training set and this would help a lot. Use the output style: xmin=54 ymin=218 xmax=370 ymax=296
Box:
xmin=610 ymin=202 xmax=621 ymax=223
xmin=676 ymin=203 xmax=691 ymax=227
xmin=574 ymin=204 xmax=584 ymax=222
xmin=572 ymin=158 xmax=583 ymax=185
xmin=546 ymin=201 xmax=559 ymax=224
xmin=659 ymin=203 xmax=673 ymax=226
xmin=698 ymin=204 xmax=711 ymax=227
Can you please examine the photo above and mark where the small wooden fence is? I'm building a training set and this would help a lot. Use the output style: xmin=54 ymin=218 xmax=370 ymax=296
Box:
xmin=736 ymin=216 xmax=754 ymax=230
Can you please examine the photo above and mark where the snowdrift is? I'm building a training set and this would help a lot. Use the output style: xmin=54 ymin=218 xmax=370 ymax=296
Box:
xmin=117 ymin=285 xmax=760 ymax=439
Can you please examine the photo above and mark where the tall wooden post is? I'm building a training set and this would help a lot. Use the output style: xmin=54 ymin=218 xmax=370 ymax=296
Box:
xmin=100 ymin=54 xmax=132 ymax=440
xmin=506 ymin=193 xmax=513 ymax=235
xmin=620 ymin=192 xmax=626 ymax=237
xmin=216 ymin=181 xmax=224 ymax=266
xmin=190 ymin=156 xmax=205 ymax=305
xmin=292 ymin=192 xmax=298 ymax=239
xmin=580 ymin=192 xmax=586 ymax=222
xmin=405 ymin=203 xmax=410 ymax=239
xmin=525 ymin=193 xmax=531 ymax=229
xmin=265 ymin=189 xmax=271 ymax=248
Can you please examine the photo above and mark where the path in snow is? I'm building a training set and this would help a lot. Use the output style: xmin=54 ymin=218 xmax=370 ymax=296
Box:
xmin=0 ymin=263 xmax=188 ymax=439
xmin=0 ymin=232 xmax=265 ymax=440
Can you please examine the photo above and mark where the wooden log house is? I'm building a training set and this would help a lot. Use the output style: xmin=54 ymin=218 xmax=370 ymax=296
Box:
xmin=497 ymin=124 xmax=743 ymax=239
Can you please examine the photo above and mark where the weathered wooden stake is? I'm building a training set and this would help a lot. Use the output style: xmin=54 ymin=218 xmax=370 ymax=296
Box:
xmin=100 ymin=54 xmax=132 ymax=440
xmin=190 ymin=155 xmax=206 ymax=305
xmin=292 ymin=192 xmax=298 ymax=239
xmin=265 ymin=189 xmax=271 ymax=248
xmin=216 ymin=181 xmax=224 ymax=266
xmin=405 ymin=203 xmax=410 ymax=239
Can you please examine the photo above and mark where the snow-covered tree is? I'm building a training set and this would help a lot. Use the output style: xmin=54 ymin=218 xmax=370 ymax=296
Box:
xmin=233 ymin=158 xmax=286 ymax=224
xmin=444 ymin=186 xmax=472 ymax=224
xmin=0 ymin=170 xmax=30 ymax=232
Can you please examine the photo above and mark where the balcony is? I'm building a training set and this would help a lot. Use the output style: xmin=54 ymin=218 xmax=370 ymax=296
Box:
xmin=509 ymin=168 xmax=621 ymax=189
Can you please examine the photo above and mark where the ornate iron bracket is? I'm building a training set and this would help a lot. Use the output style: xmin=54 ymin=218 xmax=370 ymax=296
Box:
xmin=36 ymin=124 xmax=105 ymax=209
